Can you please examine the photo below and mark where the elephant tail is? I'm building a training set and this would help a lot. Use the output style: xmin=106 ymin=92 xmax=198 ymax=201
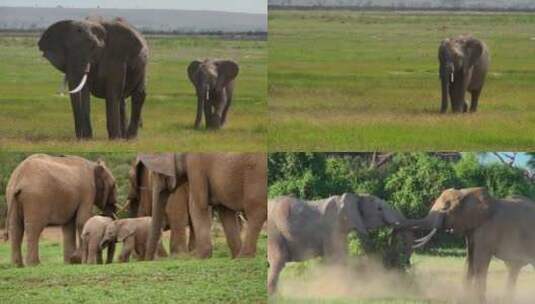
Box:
xmin=4 ymin=188 xmax=22 ymax=241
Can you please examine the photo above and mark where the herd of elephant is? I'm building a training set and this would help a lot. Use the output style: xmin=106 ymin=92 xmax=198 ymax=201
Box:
xmin=267 ymin=188 xmax=535 ymax=304
xmin=38 ymin=17 xmax=240 ymax=140
xmin=4 ymin=153 xmax=267 ymax=267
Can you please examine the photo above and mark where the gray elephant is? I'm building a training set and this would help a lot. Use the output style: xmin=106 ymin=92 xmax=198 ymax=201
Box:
xmin=5 ymin=154 xmax=118 ymax=267
xmin=187 ymin=59 xmax=239 ymax=129
xmin=267 ymin=193 xmax=409 ymax=295
xmin=100 ymin=217 xmax=167 ymax=263
xmin=401 ymin=187 xmax=535 ymax=304
xmin=438 ymin=35 xmax=489 ymax=113
xmin=38 ymin=17 xmax=148 ymax=139
xmin=80 ymin=215 xmax=115 ymax=264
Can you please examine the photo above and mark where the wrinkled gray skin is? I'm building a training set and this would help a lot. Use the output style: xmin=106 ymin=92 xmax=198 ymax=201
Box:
xmin=439 ymin=36 xmax=489 ymax=113
xmin=267 ymin=193 xmax=409 ymax=295
xmin=38 ymin=17 xmax=148 ymax=139
xmin=187 ymin=59 xmax=239 ymax=129
xmin=81 ymin=215 xmax=115 ymax=264
xmin=401 ymin=188 xmax=535 ymax=304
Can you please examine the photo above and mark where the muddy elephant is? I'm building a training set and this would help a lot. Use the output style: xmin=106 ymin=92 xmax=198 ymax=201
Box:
xmin=100 ymin=217 xmax=166 ymax=262
xmin=187 ymin=59 xmax=239 ymax=129
xmin=438 ymin=35 xmax=489 ymax=113
xmin=267 ymin=193 xmax=410 ymax=295
xmin=38 ymin=17 xmax=148 ymax=139
xmin=5 ymin=154 xmax=118 ymax=267
xmin=81 ymin=215 xmax=115 ymax=264
xmin=401 ymin=187 xmax=535 ymax=304
xmin=141 ymin=153 xmax=267 ymax=260
xmin=126 ymin=160 xmax=194 ymax=255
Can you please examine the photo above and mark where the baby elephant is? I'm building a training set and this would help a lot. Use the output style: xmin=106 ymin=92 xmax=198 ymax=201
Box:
xmin=81 ymin=215 xmax=116 ymax=264
xmin=187 ymin=59 xmax=239 ymax=129
xmin=100 ymin=217 xmax=166 ymax=262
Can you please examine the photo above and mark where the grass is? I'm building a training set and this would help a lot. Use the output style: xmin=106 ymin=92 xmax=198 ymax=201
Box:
xmin=268 ymin=10 xmax=535 ymax=150
xmin=0 ymin=229 xmax=267 ymax=303
xmin=271 ymin=252 xmax=535 ymax=303
xmin=0 ymin=35 xmax=267 ymax=152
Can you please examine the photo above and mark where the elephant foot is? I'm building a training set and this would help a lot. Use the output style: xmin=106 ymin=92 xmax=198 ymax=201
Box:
xmin=68 ymin=253 xmax=82 ymax=264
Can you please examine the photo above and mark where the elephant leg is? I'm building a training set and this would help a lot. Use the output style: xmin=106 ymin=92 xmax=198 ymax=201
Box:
xmin=218 ymin=207 xmax=242 ymax=258
xmin=472 ymin=245 xmax=492 ymax=304
xmin=119 ymin=98 xmax=127 ymax=138
xmin=9 ymin=214 xmax=24 ymax=267
xmin=194 ymin=95 xmax=204 ymax=129
xmin=169 ymin=224 xmax=187 ymax=255
xmin=464 ymin=234 xmax=475 ymax=290
xmin=470 ymin=90 xmax=481 ymax=112
xmin=146 ymin=178 xmax=170 ymax=260
xmin=127 ymin=89 xmax=145 ymax=139
xmin=203 ymin=99 xmax=214 ymax=129
xmin=239 ymin=197 xmax=267 ymax=258
xmin=504 ymin=262 xmax=522 ymax=303
xmin=188 ymin=225 xmax=196 ymax=252
xmin=267 ymin=233 xmax=288 ymax=295
xmin=105 ymin=97 xmax=122 ymax=140
xmin=62 ymin=220 xmax=77 ymax=264
xmin=69 ymin=92 xmax=83 ymax=139
xmin=189 ymin=183 xmax=213 ymax=258
xmin=97 ymin=249 xmax=103 ymax=264
xmin=80 ymin=88 xmax=93 ymax=138
xmin=119 ymin=238 xmax=135 ymax=263
xmin=106 ymin=242 xmax=116 ymax=264
xmin=157 ymin=241 xmax=168 ymax=258
xmin=221 ymin=88 xmax=232 ymax=126
xmin=24 ymin=222 xmax=45 ymax=266
xmin=80 ymin=238 xmax=88 ymax=264
xmin=87 ymin=237 xmax=101 ymax=264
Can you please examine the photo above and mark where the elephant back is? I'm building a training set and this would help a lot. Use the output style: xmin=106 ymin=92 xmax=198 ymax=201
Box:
xmin=135 ymin=154 xmax=177 ymax=191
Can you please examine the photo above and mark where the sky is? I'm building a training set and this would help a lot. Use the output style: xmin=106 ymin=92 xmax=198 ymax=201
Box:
xmin=0 ymin=0 xmax=267 ymax=14
xmin=478 ymin=152 xmax=531 ymax=169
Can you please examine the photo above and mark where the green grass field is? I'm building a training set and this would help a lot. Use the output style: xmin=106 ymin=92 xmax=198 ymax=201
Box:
xmin=268 ymin=11 xmax=535 ymax=151
xmin=272 ymin=252 xmax=535 ymax=303
xmin=0 ymin=35 xmax=266 ymax=152
xmin=0 ymin=228 xmax=267 ymax=303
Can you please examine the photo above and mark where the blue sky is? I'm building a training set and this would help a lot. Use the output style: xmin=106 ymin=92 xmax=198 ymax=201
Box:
xmin=478 ymin=152 xmax=531 ymax=169
xmin=0 ymin=0 xmax=266 ymax=14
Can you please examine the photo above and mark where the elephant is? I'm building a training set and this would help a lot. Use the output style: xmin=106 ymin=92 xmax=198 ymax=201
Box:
xmin=126 ymin=159 xmax=195 ymax=255
xmin=141 ymin=153 xmax=267 ymax=260
xmin=187 ymin=59 xmax=239 ymax=129
xmin=5 ymin=154 xmax=118 ymax=267
xmin=80 ymin=215 xmax=115 ymax=264
xmin=438 ymin=35 xmax=489 ymax=113
xmin=100 ymin=217 xmax=166 ymax=262
xmin=400 ymin=187 xmax=535 ymax=304
xmin=267 ymin=193 xmax=411 ymax=295
xmin=38 ymin=17 xmax=148 ymax=139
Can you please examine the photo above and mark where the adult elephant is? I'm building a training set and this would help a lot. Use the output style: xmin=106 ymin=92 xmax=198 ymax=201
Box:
xmin=267 ymin=193 xmax=412 ymax=295
xmin=401 ymin=187 xmax=535 ymax=304
xmin=126 ymin=158 xmax=194 ymax=254
xmin=5 ymin=154 xmax=118 ymax=267
xmin=140 ymin=153 xmax=266 ymax=260
xmin=187 ymin=59 xmax=239 ymax=129
xmin=438 ymin=35 xmax=489 ymax=113
xmin=38 ymin=17 xmax=148 ymax=139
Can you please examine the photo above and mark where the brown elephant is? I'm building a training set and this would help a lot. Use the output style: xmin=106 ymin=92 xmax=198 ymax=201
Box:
xmin=5 ymin=154 xmax=118 ymax=267
xmin=100 ymin=217 xmax=166 ymax=262
xmin=126 ymin=159 xmax=194 ymax=255
xmin=38 ymin=17 xmax=148 ymax=139
xmin=187 ymin=59 xmax=239 ymax=129
xmin=401 ymin=187 xmax=535 ymax=304
xmin=438 ymin=35 xmax=489 ymax=113
xmin=141 ymin=153 xmax=267 ymax=260
xmin=81 ymin=215 xmax=115 ymax=264
xmin=267 ymin=193 xmax=412 ymax=294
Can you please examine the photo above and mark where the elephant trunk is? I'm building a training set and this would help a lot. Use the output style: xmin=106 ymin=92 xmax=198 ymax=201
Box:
xmin=440 ymin=74 xmax=450 ymax=113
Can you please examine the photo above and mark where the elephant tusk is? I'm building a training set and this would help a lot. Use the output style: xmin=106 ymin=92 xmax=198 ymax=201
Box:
xmin=450 ymin=73 xmax=454 ymax=83
xmin=412 ymin=228 xmax=437 ymax=248
xmin=206 ymin=86 xmax=210 ymax=100
xmin=69 ymin=73 xmax=88 ymax=94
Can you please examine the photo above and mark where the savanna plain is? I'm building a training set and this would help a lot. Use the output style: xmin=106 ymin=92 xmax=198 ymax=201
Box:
xmin=0 ymin=34 xmax=267 ymax=151
xmin=268 ymin=11 xmax=535 ymax=150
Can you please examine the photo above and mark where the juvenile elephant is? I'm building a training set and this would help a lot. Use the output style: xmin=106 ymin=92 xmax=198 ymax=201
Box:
xmin=5 ymin=154 xmax=118 ymax=267
xmin=142 ymin=153 xmax=267 ymax=260
xmin=187 ymin=59 xmax=239 ymax=129
xmin=100 ymin=217 xmax=166 ymax=262
xmin=401 ymin=187 xmax=535 ymax=304
xmin=267 ymin=193 xmax=410 ymax=294
xmin=126 ymin=159 xmax=194 ymax=254
xmin=81 ymin=215 xmax=115 ymax=264
xmin=438 ymin=35 xmax=489 ymax=113
xmin=38 ymin=17 xmax=148 ymax=139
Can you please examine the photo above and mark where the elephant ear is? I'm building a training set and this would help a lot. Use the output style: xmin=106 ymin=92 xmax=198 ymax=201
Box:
xmin=94 ymin=160 xmax=112 ymax=211
xmin=136 ymin=154 xmax=177 ymax=191
xmin=117 ymin=223 xmax=135 ymax=242
xmin=338 ymin=193 xmax=368 ymax=236
xmin=102 ymin=20 xmax=144 ymax=61
xmin=454 ymin=187 xmax=492 ymax=233
xmin=215 ymin=60 xmax=239 ymax=89
xmin=463 ymin=38 xmax=484 ymax=70
xmin=187 ymin=60 xmax=202 ymax=86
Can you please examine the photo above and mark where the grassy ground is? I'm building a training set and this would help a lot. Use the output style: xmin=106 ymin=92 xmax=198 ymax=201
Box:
xmin=268 ymin=11 xmax=535 ymax=151
xmin=0 ymin=228 xmax=267 ymax=303
xmin=0 ymin=35 xmax=266 ymax=152
xmin=271 ymin=252 xmax=535 ymax=303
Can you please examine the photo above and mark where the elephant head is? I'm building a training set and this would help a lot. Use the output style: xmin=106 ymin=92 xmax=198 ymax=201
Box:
xmin=100 ymin=220 xmax=134 ymax=249
xmin=94 ymin=160 xmax=118 ymax=217
xmin=438 ymin=36 xmax=485 ymax=112
xmin=38 ymin=20 xmax=105 ymax=94
xmin=402 ymin=187 xmax=493 ymax=249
